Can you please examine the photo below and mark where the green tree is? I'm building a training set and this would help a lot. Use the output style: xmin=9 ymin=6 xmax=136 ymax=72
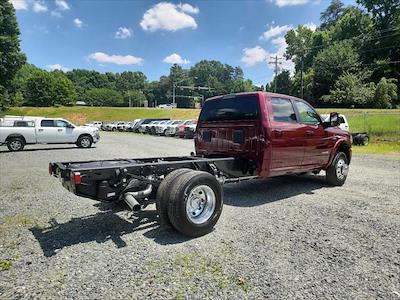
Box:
xmin=266 ymin=71 xmax=292 ymax=95
xmin=25 ymin=70 xmax=56 ymax=106
xmin=124 ymin=90 xmax=146 ymax=107
xmin=115 ymin=71 xmax=147 ymax=93
xmin=322 ymin=72 xmax=376 ymax=107
xmin=25 ymin=70 xmax=76 ymax=106
xmin=84 ymin=88 xmax=123 ymax=106
xmin=374 ymin=77 xmax=398 ymax=108
xmin=312 ymin=41 xmax=360 ymax=100
xmin=52 ymin=73 xmax=77 ymax=106
xmin=357 ymin=0 xmax=400 ymax=30
xmin=0 ymin=0 xmax=26 ymax=110
xmin=320 ymin=0 xmax=345 ymax=30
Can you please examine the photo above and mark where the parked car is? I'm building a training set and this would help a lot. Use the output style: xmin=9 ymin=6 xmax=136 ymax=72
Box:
xmin=84 ymin=121 xmax=103 ymax=129
xmin=155 ymin=120 xmax=178 ymax=135
xmin=50 ymin=92 xmax=351 ymax=238
xmin=105 ymin=121 xmax=125 ymax=131
xmin=126 ymin=119 xmax=141 ymax=132
xmin=0 ymin=116 xmax=100 ymax=151
xmin=139 ymin=120 xmax=160 ymax=134
xmin=132 ymin=118 xmax=169 ymax=133
xmin=149 ymin=120 xmax=166 ymax=134
xmin=116 ymin=122 xmax=128 ymax=131
xmin=164 ymin=120 xmax=188 ymax=136
xmin=176 ymin=120 xmax=197 ymax=138
xmin=158 ymin=104 xmax=175 ymax=109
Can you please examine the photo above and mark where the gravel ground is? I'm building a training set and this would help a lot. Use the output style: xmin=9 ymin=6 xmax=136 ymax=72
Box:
xmin=0 ymin=132 xmax=399 ymax=299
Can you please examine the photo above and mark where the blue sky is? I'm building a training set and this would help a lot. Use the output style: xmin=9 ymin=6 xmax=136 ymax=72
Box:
xmin=11 ymin=0 xmax=355 ymax=85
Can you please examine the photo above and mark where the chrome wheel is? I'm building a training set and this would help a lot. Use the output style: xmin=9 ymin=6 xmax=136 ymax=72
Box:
xmin=186 ymin=185 xmax=216 ymax=224
xmin=10 ymin=140 xmax=22 ymax=151
xmin=336 ymin=158 xmax=349 ymax=180
xmin=80 ymin=138 xmax=91 ymax=148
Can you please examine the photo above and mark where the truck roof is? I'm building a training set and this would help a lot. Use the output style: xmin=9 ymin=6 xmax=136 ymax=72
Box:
xmin=205 ymin=92 xmax=303 ymax=102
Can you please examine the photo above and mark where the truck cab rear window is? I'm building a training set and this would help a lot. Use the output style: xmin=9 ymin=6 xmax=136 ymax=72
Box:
xmin=199 ymin=96 xmax=260 ymax=122
xmin=41 ymin=120 xmax=54 ymax=127
xmin=271 ymin=98 xmax=297 ymax=123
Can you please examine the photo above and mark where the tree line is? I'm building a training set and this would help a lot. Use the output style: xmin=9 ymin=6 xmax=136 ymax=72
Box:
xmin=1 ymin=0 xmax=399 ymax=110
xmin=266 ymin=0 xmax=399 ymax=108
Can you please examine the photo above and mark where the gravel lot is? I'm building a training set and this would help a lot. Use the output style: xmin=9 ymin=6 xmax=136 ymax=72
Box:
xmin=1 ymin=132 xmax=399 ymax=299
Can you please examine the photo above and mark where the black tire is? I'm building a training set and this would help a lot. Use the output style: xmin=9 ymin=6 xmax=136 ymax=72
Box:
xmin=156 ymin=168 xmax=193 ymax=228
xmin=76 ymin=135 xmax=93 ymax=148
xmin=7 ymin=137 xmax=25 ymax=151
xmin=361 ymin=135 xmax=369 ymax=146
xmin=167 ymin=171 xmax=223 ymax=237
xmin=326 ymin=151 xmax=349 ymax=186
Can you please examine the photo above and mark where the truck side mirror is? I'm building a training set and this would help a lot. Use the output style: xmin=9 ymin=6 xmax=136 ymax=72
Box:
xmin=67 ymin=123 xmax=74 ymax=129
xmin=330 ymin=112 xmax=340 ymax=126
xmin=322 ymin=112 xmax=340 ymax=128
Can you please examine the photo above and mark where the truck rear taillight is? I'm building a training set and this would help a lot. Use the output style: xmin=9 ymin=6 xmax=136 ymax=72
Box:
xmin=70 ymin=171 xmax=81 ymax=185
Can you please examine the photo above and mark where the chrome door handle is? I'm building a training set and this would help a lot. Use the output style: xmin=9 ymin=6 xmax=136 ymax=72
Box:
xmin=57 ymin=129 xmax=63 ymax=132
xmin=38 ymin=129 xmax=44 ymax=132
xmin=306 ymin=130 xmax=314 ymax=136
xmin=274 ymin=130 xmax=283 ymax=137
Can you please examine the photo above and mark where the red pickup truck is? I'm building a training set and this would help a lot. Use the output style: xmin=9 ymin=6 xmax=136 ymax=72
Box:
xmin=50 ymin=92 xmax=351 ymax=237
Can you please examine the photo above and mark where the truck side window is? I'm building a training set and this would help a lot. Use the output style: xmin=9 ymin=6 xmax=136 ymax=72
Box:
xmin=271 ymin=98 xmax=297 ymax=123
xmin=294 ymin=101 xmax=320 ymax=125
xmin=55 ymin=120 xmax=68 ymax=127
xmin=41 ymin=120 xmax=55 ymax=127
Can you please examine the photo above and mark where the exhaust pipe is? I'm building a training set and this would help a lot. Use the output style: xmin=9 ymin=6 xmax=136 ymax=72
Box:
xmin=123 ymin=184 xmax=153 ymax=212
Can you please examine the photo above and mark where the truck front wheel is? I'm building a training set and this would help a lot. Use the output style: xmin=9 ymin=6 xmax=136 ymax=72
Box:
xmin=167 ymin=171 xmax=223 ymax=237
xmin=77 ymin=136 xmax=93 ymax=148
xmin=7 ymin=138 xmax=25 ymax=151
xmin=326 ymin=151 xmax=349 ymax=186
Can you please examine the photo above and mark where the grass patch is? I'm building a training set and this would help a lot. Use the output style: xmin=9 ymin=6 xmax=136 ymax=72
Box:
xmin=146 ymin=252 xmax=250 ymax=298
xmin=0 ymin=260 xmax=12 ymax=270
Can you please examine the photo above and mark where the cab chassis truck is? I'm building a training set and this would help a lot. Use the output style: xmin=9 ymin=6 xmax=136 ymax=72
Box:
xmin=50 ymin=92 xmax=352 ymax=237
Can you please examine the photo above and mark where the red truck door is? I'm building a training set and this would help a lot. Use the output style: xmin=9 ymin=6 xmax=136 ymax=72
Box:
xmin=293 ymin=100 xmax=332 ymax=166
xmin=268 ymin=97 xmax=305 ymax=172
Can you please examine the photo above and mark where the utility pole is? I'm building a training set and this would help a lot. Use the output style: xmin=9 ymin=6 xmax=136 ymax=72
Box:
xmin=268 ymin=55 xmax=282 ymax=93
xmin=300 ymin=55 xmax=304 ymax=99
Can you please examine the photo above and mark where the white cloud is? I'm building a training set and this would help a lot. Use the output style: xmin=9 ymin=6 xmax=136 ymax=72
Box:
xmin=51 ymin=11 xmax=62 ymax=17
xmin=115 ymin=27 xmax=133 ymax=39
xmin=271 ymin=0 xmax=310 ymax=7
xmin=178 ymin=3 xmax=199 ymax=14
xmin=9 ymin=0 xmax=28 ymax=10
xmin=47 ymin=64 xmax=70 ymax=72
xmin=260 ymin=24 xmax=292 ymax=40
xmin=140 ymin=2 xmax=198 ymax=32
xmin=241 ymin=46 xmax=269 ymax=66
xmin=88 ymin=52 xmax=144 ymax=65
xmin=33 ymin=1 xmax=48 ymax=13
xmin=55 ymin=0 xmax=70 ymax=10
xmin=304 ymin=22 xmax=317 ymax=31
xmin=74 ymin=18 xmax=83 ymax=28
xmin=241 ymin=42 xmax=294 ymax=74
xmin=163 ymin=53 xmax=190 ymax=64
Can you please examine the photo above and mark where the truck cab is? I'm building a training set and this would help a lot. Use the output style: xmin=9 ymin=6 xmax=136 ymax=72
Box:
xmin=195 ymin=92 xmax=352 ymax=178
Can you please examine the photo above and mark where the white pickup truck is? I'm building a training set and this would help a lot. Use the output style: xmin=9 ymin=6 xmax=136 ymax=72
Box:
xmin=0 ymin=116 xmax=100 ymax=151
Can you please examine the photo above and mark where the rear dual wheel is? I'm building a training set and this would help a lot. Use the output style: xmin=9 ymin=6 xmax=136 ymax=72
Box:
xmin=156 ymin=169 xmax=223 ymax=237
